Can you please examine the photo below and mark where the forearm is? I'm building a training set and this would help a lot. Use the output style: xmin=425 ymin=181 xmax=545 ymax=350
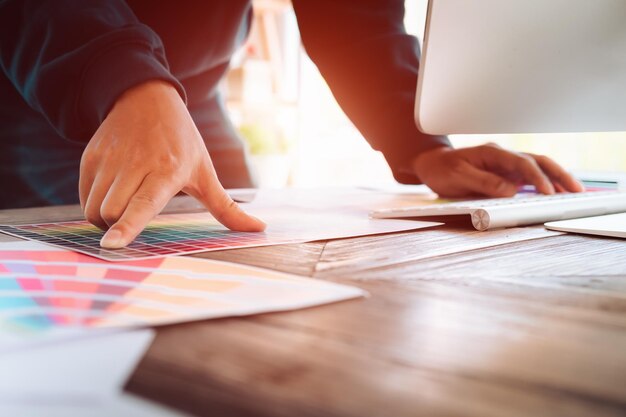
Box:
xmin=292 ymin=0 xmax=451 ymax=183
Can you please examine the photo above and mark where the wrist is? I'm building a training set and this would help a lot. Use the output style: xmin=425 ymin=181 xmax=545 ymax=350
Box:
xmin=411 ymin=145 xmax=453 ymax=175
xmin=110 ymin=80 xmax=182 ymax=115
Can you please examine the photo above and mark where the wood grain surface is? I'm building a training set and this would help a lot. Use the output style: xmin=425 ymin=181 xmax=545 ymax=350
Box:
xmin=1 ymin=197 xmax=625 ymax=417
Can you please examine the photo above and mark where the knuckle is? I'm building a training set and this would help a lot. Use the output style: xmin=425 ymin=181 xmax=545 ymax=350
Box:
xmin=482 ymin=176 xmax=499 ymax=190
xmin=534 ymin=154 xmax=549 ymax=164
xmin=101 ymin=145 xmax=114 ymax=159
xmin=527 ymin=154 xmax=550 ymax=162
xmin=157 ymin=153 xmax=185 ymax=174
xmin=85 ymin=214 xmax=100 ymax=227
xmin=488 ymin=178 xmax=513 ymax=195
xmin=449 ymin=158 xmax=466 ymax=173
xmin=80 ymin=150 xmax=97 ymax=169
xmin=478 ymin=144 xmax=500 ymax=158
xmin=156 ymin=170 xmax=181 ymax=186
xmin=523 ymin=156 xmax=540 ymax=169
xmin=153 ymin=167 xmax=189 ymax=189
xmin=100 ymin=205 xmax=123 ymax=226
xmin=132 ymin=193 xmax=159 ymax=210
xmin=516 ymin=153 xmax=536 ymax=168
xmin=124 ymin=157 xmax=144 ymax=173
xmin=84 ymin=207 xmax=103 ymax=228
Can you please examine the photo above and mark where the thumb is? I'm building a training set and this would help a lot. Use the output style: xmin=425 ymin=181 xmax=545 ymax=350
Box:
xmin=186 ymin=163 xmax=266 ymax=232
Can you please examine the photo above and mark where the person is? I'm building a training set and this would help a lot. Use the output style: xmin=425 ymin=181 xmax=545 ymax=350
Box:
xmin=0 ymin=0 xmax=583 ymax=249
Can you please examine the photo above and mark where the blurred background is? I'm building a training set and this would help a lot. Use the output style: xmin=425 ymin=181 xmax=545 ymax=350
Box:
xmin=223 ymin=0 xmax=626 ymax=188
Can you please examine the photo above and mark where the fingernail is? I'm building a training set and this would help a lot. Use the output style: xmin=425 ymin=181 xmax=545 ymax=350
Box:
xmin=101 ymin=229 xmax=124 ymax=249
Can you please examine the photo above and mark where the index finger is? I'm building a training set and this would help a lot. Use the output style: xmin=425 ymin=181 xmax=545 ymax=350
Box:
xmin=527 ymin=153 xmax=584 ymax=192
xmin=100 ymin=174 xmax=176 ymax=248
xmin=483 ymin=147 xmax=555 ymax=195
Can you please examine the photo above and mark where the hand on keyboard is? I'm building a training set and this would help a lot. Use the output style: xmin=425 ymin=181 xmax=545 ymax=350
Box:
xmin=411 ymin=143 xmax=584 ymax=198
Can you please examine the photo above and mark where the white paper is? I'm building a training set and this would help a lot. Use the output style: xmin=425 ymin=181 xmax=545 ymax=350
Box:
xmin=0 ymin=329 xmax=155 ymax=403
xmin=0 ymin=392 xmax=191 ymax=417
xmin=244 ymin=185 xmax=442 ymax=212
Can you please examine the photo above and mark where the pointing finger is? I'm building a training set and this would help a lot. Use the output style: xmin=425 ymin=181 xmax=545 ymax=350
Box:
xmin=100 ymin=174 xmax=177 ymax=248
xmin=481 ymin=147 xmax=555 ymax=195
xmin=527 ymin=153 xmax=584 ymax=193
xmin=99 ymin=171 xmax=144 ymax=228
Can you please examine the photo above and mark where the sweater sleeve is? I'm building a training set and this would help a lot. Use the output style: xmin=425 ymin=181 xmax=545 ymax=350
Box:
xmin=292 ymin=0 xmax=451 ymax=183
xmin=0 ymin=0 xmax=186 ymax=142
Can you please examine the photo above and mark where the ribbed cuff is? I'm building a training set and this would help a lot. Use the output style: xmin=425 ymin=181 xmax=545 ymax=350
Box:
xmin=76 ymin=41 xmax=186 ymax=141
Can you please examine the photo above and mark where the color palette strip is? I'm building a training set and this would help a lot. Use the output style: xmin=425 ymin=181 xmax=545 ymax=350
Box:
xmin=0 ymin=210 xmax=439 ymax=262
xmin=0 ymin=241 xmax=365 ymax=347
xmin=0 ymin=213 xmax=301 ymax=262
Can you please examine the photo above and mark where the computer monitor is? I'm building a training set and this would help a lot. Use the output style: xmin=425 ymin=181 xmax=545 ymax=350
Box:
xmin=416 ymin=0 xmax=626 ymax=135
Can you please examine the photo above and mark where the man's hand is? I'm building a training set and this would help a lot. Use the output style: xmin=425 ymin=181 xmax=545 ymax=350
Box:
xmin=411 ymin=143 xmax=584 ymax=198
xmin=80 ymin=80 xmax=265 ymax=249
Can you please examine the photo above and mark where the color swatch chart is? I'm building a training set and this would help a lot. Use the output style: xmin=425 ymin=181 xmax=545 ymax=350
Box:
xmin=0 ymin=209 xmax=438 ymax=262
xmin=0 ymin=213 xmax=302 ymax=262
xmin=0 ymin=242 xmax=364 ymax=349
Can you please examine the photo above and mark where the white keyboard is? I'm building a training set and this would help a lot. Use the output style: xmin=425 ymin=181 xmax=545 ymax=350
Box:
xmin=371 ymin=191 xmax=626 ymax=231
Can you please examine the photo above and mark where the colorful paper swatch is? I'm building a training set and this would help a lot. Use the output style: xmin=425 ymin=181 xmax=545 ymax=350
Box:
xmin=0 ymin=214 xmax=295 ymax=261
xmin=0 ymin=241 xmax=364 ymax=349
xmin=0 ymin=209 xmax=439 ymax=262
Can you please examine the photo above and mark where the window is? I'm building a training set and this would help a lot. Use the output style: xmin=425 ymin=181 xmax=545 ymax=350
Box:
xmin=225 ymin=0 xmax=625 ymax=188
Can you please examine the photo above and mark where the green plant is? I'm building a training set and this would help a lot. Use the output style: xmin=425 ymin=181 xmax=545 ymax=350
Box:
xmin=238 ymin=123 xmax=290 ymax=155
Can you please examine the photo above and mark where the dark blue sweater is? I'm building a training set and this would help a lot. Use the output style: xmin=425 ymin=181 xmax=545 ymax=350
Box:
xmin=0 ymin=0 xmax=449 ymax=208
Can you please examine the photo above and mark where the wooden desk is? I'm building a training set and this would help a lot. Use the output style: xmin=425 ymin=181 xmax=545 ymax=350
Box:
xmin=2 ymin=199 xmax=626 ymax=417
